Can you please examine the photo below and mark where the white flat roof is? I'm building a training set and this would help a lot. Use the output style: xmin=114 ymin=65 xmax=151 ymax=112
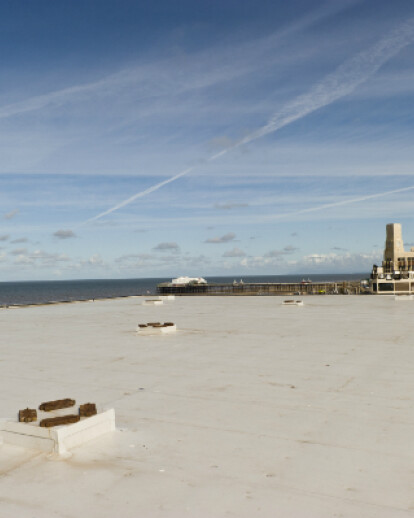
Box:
xmin=0 ymin=295 xmax=413 ymax=517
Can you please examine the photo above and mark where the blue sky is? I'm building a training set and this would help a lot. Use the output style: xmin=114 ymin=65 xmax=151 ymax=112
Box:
xmin=2 ymin=0 xmax=414 ymax=280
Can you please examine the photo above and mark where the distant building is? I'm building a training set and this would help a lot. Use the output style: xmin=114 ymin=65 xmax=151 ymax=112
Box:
xmin=171 ymin=276 xmax=207 ymax=286
xmin=370 ymin=223 xmax=414 ymax=294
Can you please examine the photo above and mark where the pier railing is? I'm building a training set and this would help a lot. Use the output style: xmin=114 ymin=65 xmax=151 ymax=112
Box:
xmin=157 ymin=281 xmax=362 ymax=296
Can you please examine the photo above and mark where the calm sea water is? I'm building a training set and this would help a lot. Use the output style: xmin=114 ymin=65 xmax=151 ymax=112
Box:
xmin=0 ymin=273 xmax=367 ymax=306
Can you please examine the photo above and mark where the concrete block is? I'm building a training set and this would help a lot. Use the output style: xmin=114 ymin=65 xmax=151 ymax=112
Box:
xmin=142 ymin=299 xmax=163 ymax=306
xmin=137 ymin=324 xmax=176 ymax=335
xmin=0 ymin=409 xmax=115 ymax=458
xmin=394 ymin=295 xmax=414 ymax=301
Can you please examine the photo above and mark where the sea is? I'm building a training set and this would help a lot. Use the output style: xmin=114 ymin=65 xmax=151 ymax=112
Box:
xmin=0 ymin=273 xmax=368 ymax=306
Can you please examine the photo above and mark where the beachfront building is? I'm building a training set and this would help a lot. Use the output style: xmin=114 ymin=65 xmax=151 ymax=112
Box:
xmin=370 ymin=223 xmax=414 ymax=294
xmin=171 ymin=276 xmax=207 ymax=286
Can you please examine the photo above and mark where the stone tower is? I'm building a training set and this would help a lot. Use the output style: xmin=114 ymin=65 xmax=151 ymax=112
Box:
xmin=384 ymin=223 xmax=405 ymax=262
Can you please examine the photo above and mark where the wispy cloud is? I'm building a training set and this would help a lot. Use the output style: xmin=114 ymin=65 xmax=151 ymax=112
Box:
xmin=210 ymin=17 xmax=414 ymax=155
xmin=10 ymin=237 xmax=28 ymax=244
xmin=267 ymin=183 xmax=414 ymax=221
xmin=115 ymin=253 xmax=154 ymax=263
xmin=223 ymin=247 xmax=246 ymax=257
xmin=0 ymin=1 xmax=356 ymax=124
xmin=13 ymin=250 xmax=70 ymax=267
xmin=264 ymin=245 xmax=298 ymax=257
xmin=4 ymin=209 xmax=19 ymax=220
xmin=214 ymin=202 xmax=249 ymax=210
xmin=205 ymin=232 xmax=236 ymax=244
xmin=87 ymin=254 xmax=104 ymax=266
xmin=10 ymin=248 xmax=27 ymax=255
xmin=297 ymin=251 xmax=380 ymax=271
xmin=153 ymin=242 xmax=180 ymax=252
xmin=79 ymin=17 xmax=414 ymax=225
xmin=53 ymin=229 xmax=76 ymax=239
xmin=237 ymin=249 xmax=380 ymax=273
xmin=0 ymin=234 xmax=9 ymax=241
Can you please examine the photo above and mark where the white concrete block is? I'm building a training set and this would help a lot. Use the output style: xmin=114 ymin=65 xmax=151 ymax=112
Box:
xmin=142 ymin=299 xmax=163 ymax=305
xmin=137 ymin=324 xmax=176 ymax=335
xmin=395 ymin=295 xmax=414 ymax=301
xmin=0 ymin=409 xmax=115 ymax=458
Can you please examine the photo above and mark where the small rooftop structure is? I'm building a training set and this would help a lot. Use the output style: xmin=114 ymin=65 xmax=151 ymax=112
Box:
xmin=1 ymin=400 xmax=115 ymax=459
xmin=137 ymin=322 xmax=176 ymax=334
xmin=158 ymin=295 xmax=175 ymax=301
xmin=142 ymin=299 xmax=163 ymax=305
xmin=282 ymin=300 xmax=304 ymax=306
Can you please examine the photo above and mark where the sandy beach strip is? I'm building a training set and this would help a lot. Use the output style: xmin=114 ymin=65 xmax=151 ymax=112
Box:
xmin=0 ymin=295 xmax=413 ymax=517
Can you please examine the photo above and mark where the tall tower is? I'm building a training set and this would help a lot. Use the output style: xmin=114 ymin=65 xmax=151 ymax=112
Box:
xmin=370 ymin=223 xmax=414 ymax=294
xmin=384 ymin=223 xmax=405 ymax=262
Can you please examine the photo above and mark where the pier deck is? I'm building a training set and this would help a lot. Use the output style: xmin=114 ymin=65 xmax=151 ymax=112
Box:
xmin=157 ymin=281 xmax=362 ymax=295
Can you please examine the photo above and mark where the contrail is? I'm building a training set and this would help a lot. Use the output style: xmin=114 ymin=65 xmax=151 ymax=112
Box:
xmin=84 ymin=18 xmax=414 ymax=224
xmin=267 ymin=184 xmax=414 ymax=221
xmin=79 ymin=167 xmax=193 ymax=227
xmin=0 ymin=2 xmax=359 ymax=122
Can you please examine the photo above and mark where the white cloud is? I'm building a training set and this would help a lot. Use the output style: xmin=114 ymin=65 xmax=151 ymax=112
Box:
xmin=298 ymin=252 xmax=380 ymax=271
xmin=10 ymin=248 xmax=27 ymax=256
xmin=0 ymin=235 xmax=9 ymax=241
xmin=88 ymin=254 xmax=104 ymax=266
xmin=283 ymin=245 xmax=298 ymax=253
xmin=54 ymin=229 xmax=76 ymax=239
xmin=237 ymin=249 xmax=380 ymax=274
xmin=13 ymin=250 xmax=70 ymax=267
xmin=182 ymin=254 xmax=212 ymax=268
xmin=264 ymin=250 xmax=285 ymax=258
xmin=265 ymin=245 xmax=298 ymax=257
xmin=153 ymin=242 xmax=180 ymax=252
xmin=205 ymin=232 xmax=236 ymax=244
xmin=223 ymin=247 xmax=246 ymax=258
xmin=115 ymin=253 xmax=154 ymax=263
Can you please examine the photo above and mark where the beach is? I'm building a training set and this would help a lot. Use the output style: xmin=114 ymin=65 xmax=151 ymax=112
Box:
xmin=1 ymin=295 xmax=413 ymax=517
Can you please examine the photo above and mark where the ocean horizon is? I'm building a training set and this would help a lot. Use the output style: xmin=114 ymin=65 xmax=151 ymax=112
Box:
xmin=0 ymin=273 xmax=368 ymax=306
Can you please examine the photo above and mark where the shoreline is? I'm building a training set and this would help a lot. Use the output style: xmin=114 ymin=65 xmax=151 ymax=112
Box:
xmin=0 ymin=274 xmax=368 ymax=307
xmin=0 ymin=294 xmax=144 ymax=309
xmin=1 ymin=279 xmax=368 ymax=308
xmin=1 ymin=290 xmax=372 ymax=310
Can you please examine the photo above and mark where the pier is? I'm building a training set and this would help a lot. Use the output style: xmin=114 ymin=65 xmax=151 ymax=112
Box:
xmin=157 ymin=280 xmax=363 ymax=296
